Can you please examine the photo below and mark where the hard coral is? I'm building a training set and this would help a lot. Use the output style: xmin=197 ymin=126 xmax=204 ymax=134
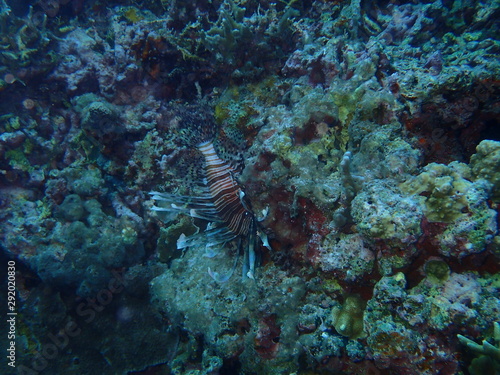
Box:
xmin=201 ymin=0 xmax=298 ymax=80
xmin=0 ymin=5 xmax=57 ymax=78
xmin=400 ymin=162 xmax=472 ymax=223
xmin=365 ymin=272 xmax=459 ymax=374
xmin=401 ymin=156 xmax=497 ymax=259
xmin=458 ymin=321 xmax=500 ymax=375
xmin=471 ymin=140 xmax=500 ymax=202
xmin=331 ymin=294 xmax=366 ymax=339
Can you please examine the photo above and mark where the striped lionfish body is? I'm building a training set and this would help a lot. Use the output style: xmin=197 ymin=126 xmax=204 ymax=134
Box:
xmin=150 ymin=126 xmax=269 ymax=281
xmin=198 ymin=140 xmax=253 ymax=237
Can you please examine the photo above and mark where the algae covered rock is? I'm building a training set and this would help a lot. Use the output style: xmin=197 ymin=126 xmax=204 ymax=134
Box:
xmin=56 ymin=193 xmax=85 ymax=221
xmin=59 ymin=166 xmax=107 ymax=197
xmin=352 ymin=182 xmax=422 ymax=242
xmin=150 ymin=245 xmax=308 ymax=374
xmin=401 ymin=159 xmax=497 ymax=258
xmin=351 ymin=182 xmax=423 ymax=274
xmin=319 ymin=233 xmax=375 ymax=282
xmin=364 ymin=270 xmax=500 ymax=374
xmin=364 ymin=272 xmax=455 ymax=373
xmin=32 ymin=196 xmax=145 ymax=296
xmin=438 ymin=179 xmax=497 ymax=258
xmin=471 ymin=139 xmax=500 ymax=202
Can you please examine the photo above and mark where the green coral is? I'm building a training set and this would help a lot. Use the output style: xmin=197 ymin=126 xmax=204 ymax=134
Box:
xmin=458 ymin=322 xmax=500 ymax=375
xmin=401 ymin=162 xmax=472 ymax=223
xmin=202 ymin=0 xmax=298 ymax=70
xmin=0 ymin=5 xmax=58 ymax=73
xmin=73 ymin=93 xmax=121 ymax=133
xmin=331 ymin=294 xmax=366 ymax=339
xmin=141 ymin=0 xmax=300 ymax=80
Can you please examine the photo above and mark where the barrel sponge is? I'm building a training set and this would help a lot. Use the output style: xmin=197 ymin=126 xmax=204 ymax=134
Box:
xmin=470 ymin=140 xmax=500 ymax=202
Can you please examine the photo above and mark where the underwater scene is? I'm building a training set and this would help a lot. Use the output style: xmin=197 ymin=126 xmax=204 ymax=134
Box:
xmin=0 ymin=0 xmax=499 ymax=374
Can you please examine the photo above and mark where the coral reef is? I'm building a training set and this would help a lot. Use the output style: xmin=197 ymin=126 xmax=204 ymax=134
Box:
xmin=0 ymin=0 xmax=499 ymax=374
xmin=364 ymin=271 xmax=500 ymax=374
xmin=0 ymin=167 xmax=145 ymax=297
xmin=150 ymin=259 xmax=308 ymax=374
xmin=401 ymin=152 xmax=497 ymax=260
xmin=0 ymin=4 xmax=58 ymax=87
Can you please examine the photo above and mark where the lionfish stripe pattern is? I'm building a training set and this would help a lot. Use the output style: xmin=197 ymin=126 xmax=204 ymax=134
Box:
xmin=150 ymin=139 xmax=262 ymax=280
xmin=198 ymin=141 xmax=253 ymax=236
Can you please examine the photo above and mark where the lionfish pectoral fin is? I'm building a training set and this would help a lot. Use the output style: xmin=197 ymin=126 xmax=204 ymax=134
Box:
xmin=188 ymin=208 xmax=223 ymax=222
xmin=177 ymin=233 xmax=189 ymax=250
xmin=150 ymin=191 xmax=223 ymax=222
xmin=246 ymin=265 xmax=255 ymax=280
xmin=205 ymin=227 xmax=237 ymax=247
xmin=246 ymin=240 xmax=256 ymax=280
xmin=203 ymin=247 xmax=220 ymax=258
xmin=208 ymin=267 xmax=231 ymax=283
xmin=241 ymin=222 xmax=256 ymax=281
xmin=257 ymin=230 xmax=271 ymax=250
xmin=207 ymin=247 xmax=240 ymax=283
xmin=177 ymin=232 xmax=206 ymax=250
xmin=150 ymin=191 xmax=214 ymax=209
xmin=256 ymin=206 xmax=269 ymax=222
xmin=176 ymin=226 xmax=236 ymax=250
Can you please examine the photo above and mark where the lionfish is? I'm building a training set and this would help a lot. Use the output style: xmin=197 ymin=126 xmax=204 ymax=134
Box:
xmin=150 ymin=104 xmax=270 ymax=281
